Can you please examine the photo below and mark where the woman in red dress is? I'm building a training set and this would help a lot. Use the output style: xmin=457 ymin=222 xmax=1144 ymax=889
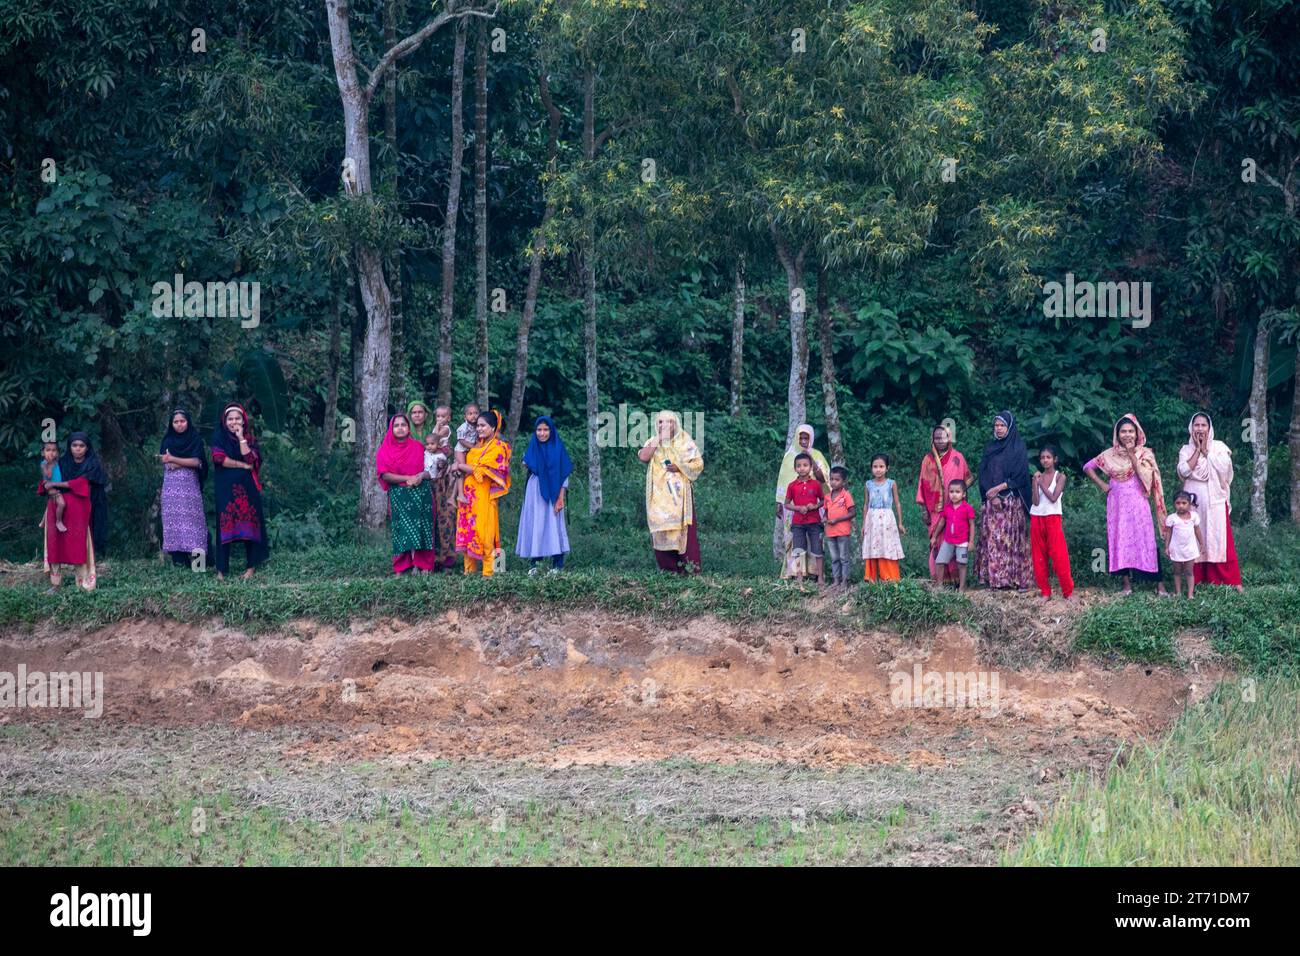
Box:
xmin=38 ymin=431 xmax=108 ymax=591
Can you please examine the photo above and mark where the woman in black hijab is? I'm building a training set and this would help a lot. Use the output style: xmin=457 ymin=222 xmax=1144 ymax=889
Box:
xmin=39 ymin=431 xmax=107 ymax=589
xmin=58 ymin=431 xmax=109 ymax=557
xmin=973 ymin=410 xmax=1033 ymax=589
xmin=158 ymin=408 xmax=210 ymax=567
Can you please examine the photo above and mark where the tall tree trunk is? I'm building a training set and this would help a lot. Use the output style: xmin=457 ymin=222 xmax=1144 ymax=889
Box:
xmin=1248 ymin=312 xmax=1274 ymax=526
xmin=582 ymin=68 xmax=603 ymax=517
xmin=322 ymin=282 xmax=343 ymax=454
xmin=383 ymin=0 xmax=405 ymax=380
xmin=1290 ymin=343 xmax=1300 ymax=524
xmin=729 ymin=255 xmax=745 ymax=417
xmin=437 ymin=21 xmax=469 ymax=408
xmin=771 ymin=225 xmax=808 ymax=447
xmin=507 ymin=69 xmax=561 ymax=438
xmin=817 ymin=265 xmax=844 ymax=466
xmin=349 ymin=263 xmax=365 ymax=405
xmin=770 ymin=226 xmax=806 ymax=558
xmin=327 ymin=3 xmax=390 ymax=528
xmin=473 ymin=18 xmax=489 ymax=408
xmin=326 ymin=0 xmax=476 ymax=527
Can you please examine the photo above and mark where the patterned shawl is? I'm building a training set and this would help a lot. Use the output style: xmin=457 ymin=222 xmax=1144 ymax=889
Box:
xmin=646 ymin=410 xmax=704 ymax=539
xmin=466 ymin=410 xmax=512 ymax=499
xmin=1092 ymin=412 xmax=1167 ymax=522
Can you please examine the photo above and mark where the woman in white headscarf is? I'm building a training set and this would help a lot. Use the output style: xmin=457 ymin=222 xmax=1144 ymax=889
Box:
xmin=1176 ymin=412 xmax=1242 ymax=590
xmin=773 ymin=424 xmax=830 ymax=579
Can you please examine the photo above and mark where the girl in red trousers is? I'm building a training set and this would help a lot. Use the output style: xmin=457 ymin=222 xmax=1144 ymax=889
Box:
xmin=1030 ymin=445 xmax=1074 ymax=600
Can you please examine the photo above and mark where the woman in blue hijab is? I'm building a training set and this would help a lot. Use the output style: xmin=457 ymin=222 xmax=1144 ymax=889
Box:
xmin=515 ymin=416 xmax=573 ymax=573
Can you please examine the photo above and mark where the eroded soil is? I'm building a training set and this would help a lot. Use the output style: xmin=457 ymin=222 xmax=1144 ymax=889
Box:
xmin=0 ymin=608 xmax=1223 ymax=768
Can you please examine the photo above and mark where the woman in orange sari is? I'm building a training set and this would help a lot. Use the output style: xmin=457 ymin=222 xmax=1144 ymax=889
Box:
xmin=915 ymin=423 xmax=973 ymax=582
xmin=453 ymin=408 xmax=512 ymax=576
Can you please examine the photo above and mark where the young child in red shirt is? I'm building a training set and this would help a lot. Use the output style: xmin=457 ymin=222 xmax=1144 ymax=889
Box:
xmin=784 ymin=452 xmax=825 ymax=584
xmin=822 ymin=465 xmax=856 ymax=589
xmin=931 ymin=478 xmax=976 ymax=591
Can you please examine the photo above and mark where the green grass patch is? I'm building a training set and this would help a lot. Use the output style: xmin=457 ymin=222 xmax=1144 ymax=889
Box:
xmin=1007 ymin=676 xmax=1300 ymax=866
xmin=1075 ymin=585 xmax=1300 ymax=673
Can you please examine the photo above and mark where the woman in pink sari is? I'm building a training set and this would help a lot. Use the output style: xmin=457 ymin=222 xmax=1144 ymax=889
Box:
xmin=915 ymin=424 xmax=973 ymax=581
xmin=375 ymin=413 xmax=436 ymax=575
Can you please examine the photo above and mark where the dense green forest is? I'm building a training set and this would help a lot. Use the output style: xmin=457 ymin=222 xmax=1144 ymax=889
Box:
xmin=2 ymin=0 xmax=1298 ymax=563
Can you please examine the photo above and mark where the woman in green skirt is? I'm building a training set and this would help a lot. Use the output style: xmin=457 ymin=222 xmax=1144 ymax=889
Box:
xmin=375 ymin=413 xmax=436 ymax=574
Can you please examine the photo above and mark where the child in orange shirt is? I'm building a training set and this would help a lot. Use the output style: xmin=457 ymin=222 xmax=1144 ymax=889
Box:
xmin=822 ymin=465 xmax=856 ymax=589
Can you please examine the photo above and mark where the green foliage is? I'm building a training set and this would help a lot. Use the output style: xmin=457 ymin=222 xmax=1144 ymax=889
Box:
xmin=845 ymin=302 xmax=975 ymax=414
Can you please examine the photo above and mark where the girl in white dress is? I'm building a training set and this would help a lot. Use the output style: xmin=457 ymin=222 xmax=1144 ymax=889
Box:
xmin=1165 ymin=490 xmax=1206 ymax=598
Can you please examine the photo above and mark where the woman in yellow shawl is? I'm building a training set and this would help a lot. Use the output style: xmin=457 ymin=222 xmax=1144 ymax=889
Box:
xmin=637 ymin=410 xmax=704 ymax=573
xmin=773 ymin=424 xmax=830 ymax=579
xmin=452 ymin=408 xmax=512 ymax=576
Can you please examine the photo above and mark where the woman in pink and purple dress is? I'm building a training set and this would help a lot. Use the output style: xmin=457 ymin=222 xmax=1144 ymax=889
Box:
xmin=1083 ymin=413 xmax=1169 ymax=596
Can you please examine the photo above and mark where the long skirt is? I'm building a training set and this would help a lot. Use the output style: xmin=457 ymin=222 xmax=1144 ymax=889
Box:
xmin=161 ymin=466 xmax=208 ymax=562
xmin=1193 ymin=503 xmax=1242 ymax=586
xmin=654 ymin=521 xmax=701 ymax=574
xmin=388 ymin=483 xmax=436 ymax=574
xmin=432 ymin=471 xmax=460 ymax=569
xmin=975 ymin=494 xmax=1033 ymax=589
xmin=43 ymin=491 xmax=96 ymax=590
xmin=515 ymin=474 xmax=570 ymax=559
xmin=862 ymin=507 xmax=904 ymax=560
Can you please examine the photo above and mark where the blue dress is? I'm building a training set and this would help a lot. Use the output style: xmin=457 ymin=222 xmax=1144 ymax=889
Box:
xmin=515 ymin=475 xmax=570 ymax=558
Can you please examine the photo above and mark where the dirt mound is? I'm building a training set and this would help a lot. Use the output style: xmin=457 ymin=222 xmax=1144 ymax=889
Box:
xmin=0 ymin=609 xmax=1225 ymax=768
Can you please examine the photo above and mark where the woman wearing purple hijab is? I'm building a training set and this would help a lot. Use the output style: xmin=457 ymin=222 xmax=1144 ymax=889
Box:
xmin=515 ymin=416 xmax=572 ymax=573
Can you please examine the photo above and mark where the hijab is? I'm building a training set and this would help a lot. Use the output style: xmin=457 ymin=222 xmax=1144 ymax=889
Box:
xmin=211 ymin=402 xmax=262 ymax=490
xmin=775 ymin=423 xmax=830 ymax=501
xmin=1091 ymin=412 xmax=1168 ymax=523
xmin=159 ymin=408 xmax=208 ymax=488
xmin=1092 ymin=413 xmax=1159 ymax=490
xmin=375 ymin=414 xmax=426 ymax=492
xmin=977 ymin=410 xmax=1031 ymax=512
xmin=406 ymin=400 xmax=433 ymax=442
xmin=58 ymin=431 xmax=109 ymax=486
xmin=59 ymin=430 xmax=109 ymax=555
xmin=918 ymin=423 xmax=966 ymax=513
xmin=645 ymin=410 xmax=704 ymax=534
xmin=1178 ymin=412 xmax=1233 ymax=492
xmin=523 ymin=415 xmax=573 ymax=504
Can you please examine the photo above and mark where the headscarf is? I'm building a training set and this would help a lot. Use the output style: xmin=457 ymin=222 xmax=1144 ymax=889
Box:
xmin=58 ymin=430 xmax=110 ymax=556
xmin=774 ymin=424 xmax=830 ymax=502
xmin=1178 ymin=412 xmax=1233 ymax=504
xmin=375 ymin=414 xmax=425 ymax=492
xmin=523 ymin=415 xmax=573 ymax=504
xmin=917 ymin=422 xmax=968 ymax=514
xmin=1091 ymin=412 xmax=1167 ymax=522
xmin=58 ymin=431 xmax=109 ymax=487
xmin=210 ymin=402 xmax=262 ymax=490
xmin=646 ymin=410 xmax=704 ymax=539
xmin=466 ymin=409 xmax=512 ymax=499
xmin=977 ymin=410 xmax=1031 ymax=512
xmin=158 ymin=408 xmax=208 ymax=488
xmin=406 ymin=400 xmax=433 ymax=442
